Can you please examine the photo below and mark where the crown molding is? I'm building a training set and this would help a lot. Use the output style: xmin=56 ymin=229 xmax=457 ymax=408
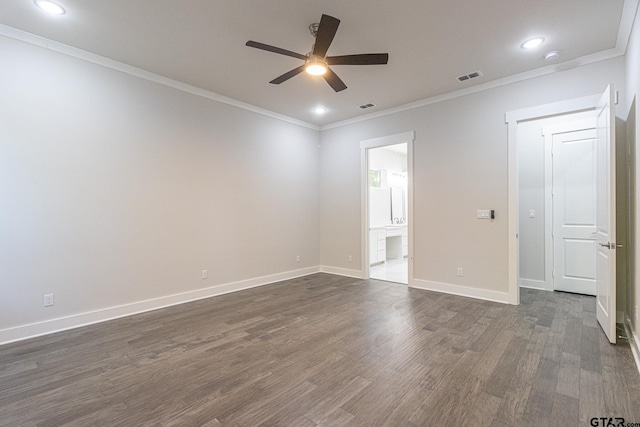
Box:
xmin=0 ymin=24 xmax=320 ymax=131
xmin=617 ymin=0 xmax=640 ymax=54
xmin=321 ymin=48 xmax=623 ymax=131
xmin=2 ymin=0 xmax=635 ymax=135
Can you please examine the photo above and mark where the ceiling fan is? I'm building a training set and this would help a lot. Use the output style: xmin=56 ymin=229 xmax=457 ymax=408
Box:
xmin=245 ymin=14 xmax=389 ymax=92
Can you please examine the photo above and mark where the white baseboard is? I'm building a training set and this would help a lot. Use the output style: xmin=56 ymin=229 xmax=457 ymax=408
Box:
xmin=411 ymin=279 xmax=509 ymax=304
xmin=519 ymin=278 xmax=551 ymax=291
xmin=624 ymin=316 xmax=640 ymax=375
xmin=0 ymin=266 xmax=321 ymax=346
xmin=319 ymin=265 xmax=364 ymax=279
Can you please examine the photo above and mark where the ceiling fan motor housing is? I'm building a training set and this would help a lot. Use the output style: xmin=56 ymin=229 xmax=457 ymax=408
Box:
xmin=309 ymin=23 xmax=320 ymax=38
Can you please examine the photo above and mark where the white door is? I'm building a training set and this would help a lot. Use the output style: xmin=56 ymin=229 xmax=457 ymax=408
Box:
xmin=551 ymin=126 xmax=598 ymax=295
xmin=595 ymin=85 xmax=617 ymax=344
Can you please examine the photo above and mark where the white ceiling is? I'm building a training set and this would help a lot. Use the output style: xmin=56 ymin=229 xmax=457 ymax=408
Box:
xmin=0 ymin=0 xmax=630 ymax=127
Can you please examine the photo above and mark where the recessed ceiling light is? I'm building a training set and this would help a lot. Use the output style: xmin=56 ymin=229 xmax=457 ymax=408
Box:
xmin=544 ymin=51 xmax=560 ymax=61
xmin=313 ymin=107 xmax=327 ymax=114
xmin=521 ymin=37 xmax=545 ymax=49
xmin=34 ymin=0 xmax=66 ymax=15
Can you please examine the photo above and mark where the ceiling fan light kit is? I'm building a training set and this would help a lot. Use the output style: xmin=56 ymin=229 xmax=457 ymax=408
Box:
xmin=246 ymin=14 xmax=389 ymax=92
xmin=305 ymin=56 xmax=328 ymax=75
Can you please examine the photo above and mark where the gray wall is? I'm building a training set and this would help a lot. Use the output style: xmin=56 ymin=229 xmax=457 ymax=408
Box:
xmin=0 ymin=35 xmax=320 ymax=337
xmin=624 ymin=3 xmax=640 ymax=339
xmin=320 ymin=56 xmax=625 ymax=296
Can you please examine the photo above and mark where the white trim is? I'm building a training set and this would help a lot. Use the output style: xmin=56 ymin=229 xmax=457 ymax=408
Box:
xmin=359 ymin=131 xmax=416 ymax=150
xmin=0 ymin=25 xmax=319 ymax=132
xmin=508 ymin=107 xmax=521 ymax=305
xmin=519 ymin=278 xmax=550 ymax=291
xmin=0 ymin=266 xmax=320 ymax=346
xmin=322 ymin=50 xmax=622 ymax=131
xmin=412 ymin=279 xmax=509 ymax=304
xmin=361 ymin=144 xmax=370 ymax=280
xmin=319 ymin=265 xmax=364 ymax=279
xmin=0 ymin=16 xmax=630 ymax=133
xmin=505 ymin=95 xmax=600 ymax=124
xmin=360 ymin=132 xmax=415 ymax=286
xmin=544 ymin=127 xmax=555 ymax=292
xmin=624 ymin=316 xmax=640 ymax=374
xmin=407 ymin=137 xmax=415 ymax=287
xmin=506 ymin=95 xmax=601 ymax=306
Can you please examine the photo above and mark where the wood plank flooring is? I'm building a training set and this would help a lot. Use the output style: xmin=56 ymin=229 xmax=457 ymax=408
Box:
xmin=1 ymin=273 xmax=639 ymax=426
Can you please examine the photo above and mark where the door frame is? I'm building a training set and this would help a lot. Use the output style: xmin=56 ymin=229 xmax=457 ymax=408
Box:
xmin=506 ymin=95 xmax=600 ymax=304
xmin=360 ymin=131 xmax=415 ymax=285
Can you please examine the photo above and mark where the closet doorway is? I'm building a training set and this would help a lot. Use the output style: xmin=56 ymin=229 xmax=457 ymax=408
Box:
xmin=518 ymin=111 xmax=598 ymax=294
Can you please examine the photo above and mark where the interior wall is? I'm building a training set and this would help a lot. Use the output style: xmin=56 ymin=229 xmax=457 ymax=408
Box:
xmin=320 ymin=56 xmax=625 ymax=297
xmin=617 ymin=115 xmax=630 ymax=320
xmin=628 ymin=99 xmax=637 ymax=333
xmin=625 ymin=2 xmax=640 ymax=339
xmin=0 ymin=35 xmax=321 ymax=337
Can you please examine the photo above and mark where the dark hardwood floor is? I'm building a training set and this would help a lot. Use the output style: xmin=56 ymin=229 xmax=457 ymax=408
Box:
xmin=1 ymin=273 xmax=639 ymax=426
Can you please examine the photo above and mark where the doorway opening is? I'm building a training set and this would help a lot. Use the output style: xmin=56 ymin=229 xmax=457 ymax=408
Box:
xmin=507 ymin=86 xmax=619 ymax=343
xmin=360 ymin=131 xmax=414 ymax=286
xmin=368 ymin=144 xmax=409 ymax=284
xmin=517 ymin=112 xmax=597 ymax=296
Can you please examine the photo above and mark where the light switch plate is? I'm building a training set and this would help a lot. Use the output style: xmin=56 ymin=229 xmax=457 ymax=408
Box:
xmin=477 ymin=210 xmax=491 ymax=219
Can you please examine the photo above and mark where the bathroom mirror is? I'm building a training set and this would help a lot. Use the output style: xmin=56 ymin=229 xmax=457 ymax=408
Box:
xmin=391 ymin=187 xmax=405 ymax=223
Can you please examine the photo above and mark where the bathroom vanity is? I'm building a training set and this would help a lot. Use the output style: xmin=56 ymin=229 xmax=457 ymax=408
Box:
xmin=369 ymin=225 xmax=408 ymax=265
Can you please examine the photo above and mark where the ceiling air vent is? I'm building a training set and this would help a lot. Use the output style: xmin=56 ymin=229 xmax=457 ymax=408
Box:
xmin=457 ymin=70 xmax=483 ymax=82
xmin=358 ymin=103 xmax=376 ymax=110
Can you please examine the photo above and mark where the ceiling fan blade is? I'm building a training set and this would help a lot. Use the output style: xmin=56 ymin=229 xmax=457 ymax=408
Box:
xmin=246 ymin=41 xmax=308 ymax=61
xmin=327 ymin=53 xmax=389 ymax=66
xmin=312 ymin=14 xmax=340 ymax=58
xmin=269 ymin=65 xmax=307 ymax=84
xmin=323 ymin=68 xmax=347 ymax=92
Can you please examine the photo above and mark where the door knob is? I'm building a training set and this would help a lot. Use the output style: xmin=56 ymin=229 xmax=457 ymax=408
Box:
xmin=599 ymin=242 xmax=611 ymax=249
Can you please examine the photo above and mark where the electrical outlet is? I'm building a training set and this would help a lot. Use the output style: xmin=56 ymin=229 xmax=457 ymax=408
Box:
xmin=201 ymin=270 xmax=208 ymax=279
xmin=348 ymin=255 xmax=352 ymax=263
xmin=44 ymin=293 xmax=54 ymax=307
xmin=296 ymin=255 xmax=300 ymax=263
xmin=457 ymin=268 xmax=463 ymax=277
